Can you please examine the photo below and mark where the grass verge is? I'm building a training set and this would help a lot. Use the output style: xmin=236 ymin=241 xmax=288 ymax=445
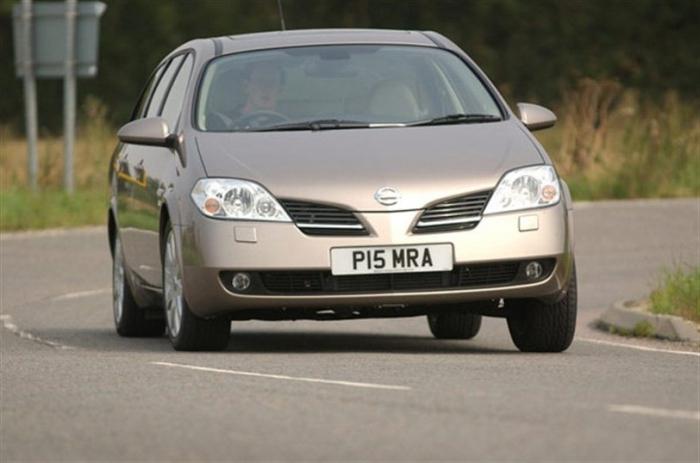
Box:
xmin=649 ymin=266 xmax=700 ymax=324
xmin=0 ymin=189 xmax=107 ymax=231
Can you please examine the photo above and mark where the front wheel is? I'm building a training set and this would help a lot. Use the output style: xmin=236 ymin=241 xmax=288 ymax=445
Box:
xmin=162 ymin=224 xmax=230 ymax=351
xmin=112 ymin=234 xmax=165 ymax=337
xmin=427 ymin=311 xmax=482 ymax=339
xmin=506 ymin=264 xmax=577 ymax=352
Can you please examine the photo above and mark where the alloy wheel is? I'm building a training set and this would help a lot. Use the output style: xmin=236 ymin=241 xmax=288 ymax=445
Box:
xmin=112 ymin=237 xmax=125 ymax=324
xmin=163 ymin=230 xmax=184 ymax=338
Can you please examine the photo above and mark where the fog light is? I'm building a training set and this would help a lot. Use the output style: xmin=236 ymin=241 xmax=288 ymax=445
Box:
xmin=525 ymin=261 xmax=543 ymax=280
xmin=231 ymin=272 xmax=251 ymax=291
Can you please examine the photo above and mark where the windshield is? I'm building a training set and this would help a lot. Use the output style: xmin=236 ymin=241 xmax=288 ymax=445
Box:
xmin=196 ymin=45 xmax=502 ymax=132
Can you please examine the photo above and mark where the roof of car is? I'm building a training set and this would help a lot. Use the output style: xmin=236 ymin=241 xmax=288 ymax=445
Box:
xmin=177 ymin=29 xmax=440 ymax=57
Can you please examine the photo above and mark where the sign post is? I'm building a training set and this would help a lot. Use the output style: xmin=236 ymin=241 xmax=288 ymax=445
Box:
xmin=13 ymin=1 xmax=106 ymax=193
xmin=20 ymin=0 xmax=39 ymax=191
xmin=63 ymin=0 xmax=77 ymax=193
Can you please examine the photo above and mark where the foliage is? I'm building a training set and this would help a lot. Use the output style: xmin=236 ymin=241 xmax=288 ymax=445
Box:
xmin=632 ymin=321 xmax=655 ymax=338
xmin=536 ymin=83 xmax=700 ymax=199
xmin=604 ymin=320 xmax=656 ymax=339
xmin=0 ymin=97 xmax=113 ymax=191
xmin=650 ymin=266 xmax=700 ymax=324
xmin=1 ymin=0 xmax=699 ymax=131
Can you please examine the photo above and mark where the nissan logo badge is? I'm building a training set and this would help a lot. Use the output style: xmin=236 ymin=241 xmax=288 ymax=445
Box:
xmin=374 ymin=187 xmax=400 ymax=206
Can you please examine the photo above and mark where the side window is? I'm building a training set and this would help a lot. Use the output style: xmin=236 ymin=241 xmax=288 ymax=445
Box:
xmin=160 ymin=54 xmax=194 ymax=130
xmin=131 ymin=65 xmax=165 ymax=120
xmin=145 ymin=55 xmax=184 ymax=118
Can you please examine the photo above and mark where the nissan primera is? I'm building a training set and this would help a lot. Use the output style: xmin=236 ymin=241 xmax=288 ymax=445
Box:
xmin=109 ymin=29 xmax=576 ymax=352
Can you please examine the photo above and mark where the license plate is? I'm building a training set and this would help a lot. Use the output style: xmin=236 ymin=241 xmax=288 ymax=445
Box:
xmin=330 ymin=244 xmax=453 ymax=276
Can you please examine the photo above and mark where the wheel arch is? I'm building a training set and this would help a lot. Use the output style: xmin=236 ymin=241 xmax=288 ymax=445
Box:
xmin=159 ymin=203 xmax=172 ymax=262
xmin=108 ymin=208 xmax=117 ymax=257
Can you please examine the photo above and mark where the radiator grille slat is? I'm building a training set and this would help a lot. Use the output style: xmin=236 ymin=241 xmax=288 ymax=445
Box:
xmin=281 ymin=200 xmax=368 ymax=236
xmin=415 ymin=191 xmax=491 ymax=232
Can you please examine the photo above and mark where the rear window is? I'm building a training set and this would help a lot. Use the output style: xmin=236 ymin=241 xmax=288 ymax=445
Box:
xmin=196 ymin=45 xmax=502 ymax=132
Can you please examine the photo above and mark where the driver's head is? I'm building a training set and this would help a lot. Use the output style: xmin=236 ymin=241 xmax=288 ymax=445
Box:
xmin=243 ymin=62 xmax=283 ymax=112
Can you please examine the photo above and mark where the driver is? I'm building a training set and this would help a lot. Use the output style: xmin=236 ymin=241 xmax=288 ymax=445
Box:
xmin=207 ymin=61 xmax=286 ymax=130
xmin=220 ymin=61 xmax=286 ymax=129
xmin=241 ymin=62 xmax=283 ymax=114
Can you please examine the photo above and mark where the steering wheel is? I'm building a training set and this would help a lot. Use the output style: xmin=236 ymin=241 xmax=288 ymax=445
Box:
xmin=234 ymin=111 xmax=289 ymax=130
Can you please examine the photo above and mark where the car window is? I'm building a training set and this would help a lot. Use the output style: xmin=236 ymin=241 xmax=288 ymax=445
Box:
xmin=145 ymin=55 xmax=184 ymax=118
xmin=160 ymin=54 xmax=194 ymax=130
xmin=131 ymin=65 xmax=165 ymax=120
xmin=196 ymin=45 xmax=502 ymax=131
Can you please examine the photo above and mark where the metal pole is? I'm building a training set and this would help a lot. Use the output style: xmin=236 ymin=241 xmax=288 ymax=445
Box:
xmin=276 ymin=0 xmax=286 ymax=31
xmin=21 ymin=0 xmax=39 ymax=191
xmin=63 ymin=0 xmax=77 ymax=193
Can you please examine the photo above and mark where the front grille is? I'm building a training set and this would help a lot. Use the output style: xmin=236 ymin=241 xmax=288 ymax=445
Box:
xmin=220 ymin=259 xmax=555 ymax=295
xmin=280 ymin=200 xmax=368 ymax=236
xmin=414 ymin=191 xmax=491 ymax=233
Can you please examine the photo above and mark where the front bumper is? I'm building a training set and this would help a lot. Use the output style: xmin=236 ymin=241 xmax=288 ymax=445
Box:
xmin=178 ymin=202 xmax=574 ymax=317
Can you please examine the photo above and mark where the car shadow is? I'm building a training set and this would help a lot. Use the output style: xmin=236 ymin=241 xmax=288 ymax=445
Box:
xmin=224 ymin=330 xmax=517 ymax=354
xmin=34 ymin=328 xmax=518 ymax=355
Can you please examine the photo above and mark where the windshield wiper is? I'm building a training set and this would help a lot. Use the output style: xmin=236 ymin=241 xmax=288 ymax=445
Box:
xmin=249 ymin=119 xmax=371 ymax=132
xmin=409 ymin=113 xmax=501 ymax=127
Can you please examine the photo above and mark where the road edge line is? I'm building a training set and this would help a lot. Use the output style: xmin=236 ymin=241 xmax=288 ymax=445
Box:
xmin=578 ymin=337 xmax=699 ymax=357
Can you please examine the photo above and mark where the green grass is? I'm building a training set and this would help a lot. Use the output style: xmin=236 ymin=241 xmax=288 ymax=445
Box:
xmin=649 ymin=266 xmax=700 ymax=323
xmin=605 ymin=320 xmax=656 ymax=338
xmin=0 ymin=189 xmax=108 ymax=231
xmin=632 ymin=320 xmax=655 ymax=338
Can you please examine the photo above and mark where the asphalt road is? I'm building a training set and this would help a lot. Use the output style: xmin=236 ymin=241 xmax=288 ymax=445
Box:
xmin=1 ymin=198 xmax=699 ymax=462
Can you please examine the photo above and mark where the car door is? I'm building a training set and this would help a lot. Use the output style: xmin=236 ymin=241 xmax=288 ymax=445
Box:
xmin=115 ymin=63 xmax=166 ymax=279
xmin=122 ymin=53 xmax=194 ymax=288
xmin=118 ymin=55 xmax=182 ymax=287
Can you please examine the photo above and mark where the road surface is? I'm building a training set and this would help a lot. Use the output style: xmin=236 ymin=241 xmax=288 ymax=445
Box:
xmin=1 ymin=198 xmax=699 ymax=461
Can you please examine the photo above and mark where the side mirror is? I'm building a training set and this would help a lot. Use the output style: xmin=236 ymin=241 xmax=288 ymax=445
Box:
xmin=117 ymin=117 xmax=175 ymax=147
xmin=517 ymin=103 xmax=557 ymax=131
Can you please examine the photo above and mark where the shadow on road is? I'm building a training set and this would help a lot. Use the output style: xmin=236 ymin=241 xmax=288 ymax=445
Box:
xmin=224 ymin=331 xmax=517 ymax=354
xmin=30 ymin=328 xmax=518 ymax=355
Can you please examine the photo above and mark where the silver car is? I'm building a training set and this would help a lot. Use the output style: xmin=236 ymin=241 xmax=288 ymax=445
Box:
xmin=109 ymin=29 xmax=576 ymax=352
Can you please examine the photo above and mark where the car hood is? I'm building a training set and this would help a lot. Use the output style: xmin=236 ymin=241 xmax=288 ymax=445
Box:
xmin=194 ymin=120 xmax=543 ymax=211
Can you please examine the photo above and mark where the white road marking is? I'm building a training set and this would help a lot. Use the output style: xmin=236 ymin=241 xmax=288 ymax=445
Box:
xmin=151 ymin=361 xmax=412 ymax=391
xmin=0 ymin=314 xmax=74 ymax=350
xmin=609 ymin=404 xmax=700 ymax=421
xmin=50 ymin=288 xmax=111 ymax=301
xmin=578 ymin=337 xmax=700 ymax=357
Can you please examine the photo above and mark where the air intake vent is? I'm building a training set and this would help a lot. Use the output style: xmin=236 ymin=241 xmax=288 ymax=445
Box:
xmin=219 ymin=259 xmax=556 ymax=295
xmin=414 ymin=191 xmax=491 ymax=233
xmin=280 ymin=200 xmax=368 ymax=236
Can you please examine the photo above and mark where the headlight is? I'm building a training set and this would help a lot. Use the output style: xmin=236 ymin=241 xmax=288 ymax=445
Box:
xmin=191 ymin=179 xmax=291 ymax=222
xmin=483 ymin=165 xmax=560 ymax=214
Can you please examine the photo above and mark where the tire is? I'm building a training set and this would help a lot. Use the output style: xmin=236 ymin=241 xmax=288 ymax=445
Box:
xmin=112 ymin=234 xmax=165 ymax=337
xmin=506 ymin=263 xmax=577 ymax=352
xmin=162 ymin=223 xmax=230 ymax=351
xmin=427 ymin=311 xmax=482 ymax=339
